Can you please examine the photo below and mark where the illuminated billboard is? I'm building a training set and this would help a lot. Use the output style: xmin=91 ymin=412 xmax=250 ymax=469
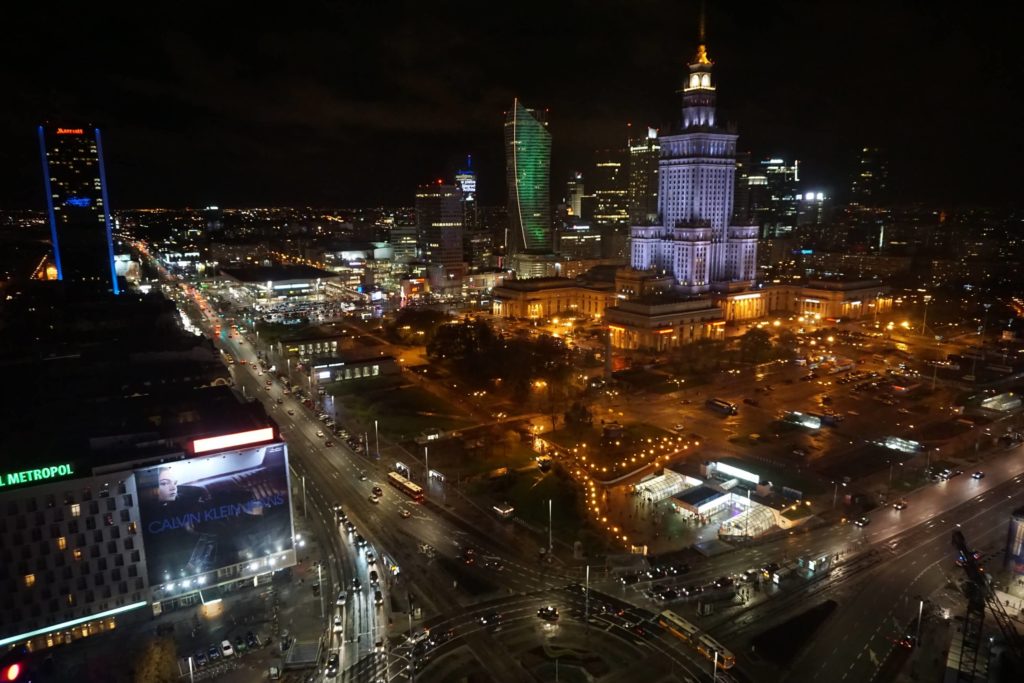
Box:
xmin=136 ymin=442 xmax=293 ymax=585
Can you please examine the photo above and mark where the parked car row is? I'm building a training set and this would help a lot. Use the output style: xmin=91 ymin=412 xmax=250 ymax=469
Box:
xmin=193 ymin=631 xmax=261 ymax=666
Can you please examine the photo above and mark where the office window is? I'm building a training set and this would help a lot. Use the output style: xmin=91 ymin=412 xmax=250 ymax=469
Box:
xmin=23 ymin=574 xmax=35 ymax=588
xmin=70 ymin=503 xmax=81 ymax=518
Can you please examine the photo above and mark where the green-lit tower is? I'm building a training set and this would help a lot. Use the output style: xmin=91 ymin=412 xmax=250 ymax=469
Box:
xmin=504 ymin=99 xmax=551 ymax=254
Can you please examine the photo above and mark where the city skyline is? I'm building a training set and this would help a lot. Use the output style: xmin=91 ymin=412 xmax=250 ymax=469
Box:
xmin=0 ymin=1 xmax=1018 ymax=209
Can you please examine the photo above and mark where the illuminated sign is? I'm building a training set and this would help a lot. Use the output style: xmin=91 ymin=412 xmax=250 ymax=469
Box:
xmin=713 ymin=461 xmax=760 ymax=485
xmin=65 ymin=197 xmax=92 ymax=207
xmin=56 ymin=127 xmax=85 ymax=135
xmin=733 ymin=293 xmax=761 ymax=301
xmin=0 ymin=463 xmax=75 ymax=488
xmin=136 ymin=443 xmax=293 ymax=586
xmin=317 ymin=370 xmax=332 ymax=380
xmin=192 ymin=427 xmax=275 ymax=454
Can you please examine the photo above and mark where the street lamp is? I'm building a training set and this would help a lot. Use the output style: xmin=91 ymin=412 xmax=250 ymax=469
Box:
xmin=921 ymin=294 xmax=932 ymax=336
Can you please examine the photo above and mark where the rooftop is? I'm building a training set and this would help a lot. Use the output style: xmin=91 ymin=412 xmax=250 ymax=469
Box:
xmin=220 ymin=264 xmax=336 ymax=282
xmin=673 ymin=485 xmax=727 ymax=508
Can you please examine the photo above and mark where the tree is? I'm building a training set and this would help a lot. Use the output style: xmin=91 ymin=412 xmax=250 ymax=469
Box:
xmin=739 ymin=328 xmax=774 ymax=363
xmin=564 ymin=401 xmax=593 ymax=427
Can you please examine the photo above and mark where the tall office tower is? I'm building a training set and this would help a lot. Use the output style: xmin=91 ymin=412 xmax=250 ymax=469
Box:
xmin=565 ymin=172 xmax=584 ymax=218
xmin=748 ymin=158 xmax=800 ymax=238
xmin=591 ymin=148 xmax=630 ymax=227
xmin=629 ymin=27 xmax=758 ymax=293
xmin=850 ymin=147 xmax=888 ymax=206
xmin=455 ymin=156 xmax=478 ymax=231
xmin=37 ymin=124 xmax=120 ymax=294
xmin=796 ymin=190 xmax=830 ymax=227
xmin=628 ymin=127 xmax=660 ymax=224
xmin=732 ymin=150 xmax=753 ymax=223
xmin=504 ymin=99 xmax=552 ymax=254
xmin=415 ymin=182 xmax=465 ymax=279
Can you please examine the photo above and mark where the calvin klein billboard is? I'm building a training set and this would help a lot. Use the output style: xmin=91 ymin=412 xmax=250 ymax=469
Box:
xmin=137 ymin=442 xmax=293 ymax=585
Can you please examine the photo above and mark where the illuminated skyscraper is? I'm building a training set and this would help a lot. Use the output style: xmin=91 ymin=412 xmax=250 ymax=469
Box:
xmin=37 ymin=124 xmax=120 ymax=294
xmin=628 ymin=127 xmax=660 ymax=224
xmin=415 ymin=182 xmax=464 ymax=279
xmin=592 ymin=148 xmax=630 ymax=227
xmin=850 ymin=146 xmax=888 ymax=206
xmin=629 ymin=26 xmax=758 ymax=293
xmin=565 ymin=172 xmax=584 ymax=218
xmin=455 ymin=156 xmax=478 ymax=231
xmin=504 ymin=100 xmax=551 ymax=254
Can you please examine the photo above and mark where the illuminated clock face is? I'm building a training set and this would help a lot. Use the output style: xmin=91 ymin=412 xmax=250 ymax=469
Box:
xmin=689 ymin=74 xmax=700 ymax=89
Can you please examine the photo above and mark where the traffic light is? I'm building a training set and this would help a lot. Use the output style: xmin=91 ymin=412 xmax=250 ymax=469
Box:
xmin=0 ymin=645 xmax=29 ymax=682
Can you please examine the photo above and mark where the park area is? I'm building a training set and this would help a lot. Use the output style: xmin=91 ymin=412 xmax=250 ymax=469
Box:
xmin=325 ymin=374 xmax=473 ymax=439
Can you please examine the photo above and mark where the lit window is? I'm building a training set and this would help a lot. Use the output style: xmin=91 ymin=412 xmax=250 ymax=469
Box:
xmin=57 ymin=536 xmax=67 ymax=550
xmin=73 ymin=548 xmax=83 ymax=561
xmin=71 ymin=503 xmax=81 ymax=517
xmin=24 ymin=574 xmax=36 ymax=587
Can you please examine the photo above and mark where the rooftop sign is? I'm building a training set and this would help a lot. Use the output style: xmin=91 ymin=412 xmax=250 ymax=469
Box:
xmin=192 ymin=427 xmax=275 ymax=454
xmin=0 ymin=463 xmax=75 ymax=489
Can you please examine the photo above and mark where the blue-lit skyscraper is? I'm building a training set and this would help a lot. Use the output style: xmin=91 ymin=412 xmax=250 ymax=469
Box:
xmin=38 ymin=124 xmax=120 ymax=294
xmin=455 ymin=155 xmax=478 ymax=231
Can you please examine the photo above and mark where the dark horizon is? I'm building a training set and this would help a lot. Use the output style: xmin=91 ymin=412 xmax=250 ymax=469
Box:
xmin=1 ymin=1 xmax=1020 ymax=211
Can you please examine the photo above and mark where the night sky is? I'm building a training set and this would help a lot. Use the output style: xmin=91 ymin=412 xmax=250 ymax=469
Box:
xmin=1 ymin=1 xmax=1020 ymax=210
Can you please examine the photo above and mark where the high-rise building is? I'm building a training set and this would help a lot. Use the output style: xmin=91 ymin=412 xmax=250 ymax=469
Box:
xmin=851 ymin=147 xmax=888 ymax=206
xmin=629 ymin=33 xmax=758 ymax=293
xmin=748 ymin=158 xmax=801 ymax=238
xmin=37 ymin=124 xmax=120 ymax=294
xmin=628 ymin=127 xmax=660 ymax=224
xmin=591 ymin=148 xmax=630 ymax=227
xmin=504 ymin=100 xmax=552 ymax=255
xmin=415 ymin=182 xmax=464 ymax=280
xmin=455 ymin=156 xmax=478 ymax=231
xmin=796 ymin=190 xmax=831 ymax=227
xmin=555 ymin=221 xmax=602 ymax=260
xmin=565 ymin=172 xmax=584 ymax=218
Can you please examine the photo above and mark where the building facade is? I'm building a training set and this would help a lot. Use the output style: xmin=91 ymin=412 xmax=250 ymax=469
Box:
xmin=605 ymin=297 xmax=725 ymax=350
xmin=38 ymin=125 xmax=120 ymax=294
xmin=629 ymin=41 xmax=758 ymax=293
xmin=491 ymin=278 xmax=615 ymax=319
xmin=0 ymin=432 xmax=295 ymax=653
xmin=415 ymin=182 xmax=465 ymax=280
xmin=504 ymin=100 xmax=552 ymax=255
xmin=628 ymin=128 xmax=660 ymax=224
xmin=565 ymin=172 xmax=585 ymax=219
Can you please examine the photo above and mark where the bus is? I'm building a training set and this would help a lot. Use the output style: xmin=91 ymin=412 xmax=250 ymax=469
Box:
xmin=387 ymin=472 xmax=425 ymax=502
xmin=705 ymin=398 xmax=738 ymax=416
xmin=658 ymin=610 xmax=700 ymax=643
xmin=696 ymin=634 xmax=736 ymax=669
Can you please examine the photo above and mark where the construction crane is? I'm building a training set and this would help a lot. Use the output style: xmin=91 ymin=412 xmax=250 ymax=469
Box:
xmin=950 ymin=529 xmax=1024 ymax=678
